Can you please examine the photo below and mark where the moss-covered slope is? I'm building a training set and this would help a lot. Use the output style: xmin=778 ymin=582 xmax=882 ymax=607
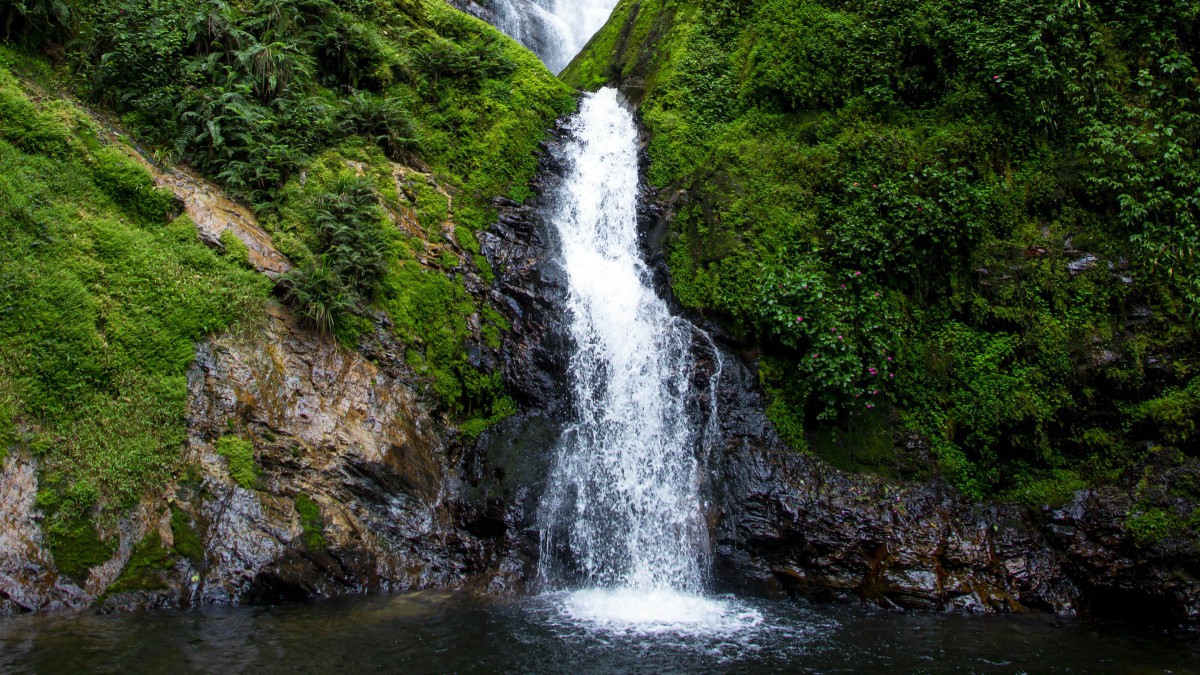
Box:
xmin=0 ymin=57 xmax=269 ymax=570
xmin=566 ymin=0 xmax=1200 ymax=502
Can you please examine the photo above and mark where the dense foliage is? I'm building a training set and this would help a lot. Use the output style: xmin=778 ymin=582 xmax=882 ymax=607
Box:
xmin=567 ymin=0 xmax=1200 ymax=500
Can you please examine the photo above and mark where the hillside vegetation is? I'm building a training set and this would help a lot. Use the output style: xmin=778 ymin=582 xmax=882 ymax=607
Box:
xmin=1 ymin=0 xmax=571 ymax=568
xmin=566 ymin=0 xmax=1200 ymax=502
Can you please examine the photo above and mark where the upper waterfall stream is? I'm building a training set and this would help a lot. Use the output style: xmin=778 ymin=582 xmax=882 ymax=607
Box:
xmin=535 ymin=88 xmax=756 ymax=634
xmin=480 ymin=0 xmax=617 ymax=73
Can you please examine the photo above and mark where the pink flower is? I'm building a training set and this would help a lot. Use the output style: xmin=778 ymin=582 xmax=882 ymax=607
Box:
xmin=796 ymin=316 xmax=804 ymax=322
xmin=838 ymin=335 xmax=843 ymax=340
xmin=812 ymin=354 xmax=819 ymax=359
xmin=889 ymin=373 xmax=895 ymax=378
xmin=887 ymin=356 xmax=892 ymax=361
xmin=993 ymin=75 xmax=1000 ymax=80
xmin=854 ymin=271 xmax=861 ymax=276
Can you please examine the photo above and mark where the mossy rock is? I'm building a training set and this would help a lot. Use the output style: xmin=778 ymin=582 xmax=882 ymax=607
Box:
xmin=294 ymin=494 xmax=327 ymax=552
xmin=107 ymin=529 xmax=174 ymax=594
xmin=215 ymin=435 xmax=260 ymax=490
xmin=170 ymin=506 xmax=204 ymax=563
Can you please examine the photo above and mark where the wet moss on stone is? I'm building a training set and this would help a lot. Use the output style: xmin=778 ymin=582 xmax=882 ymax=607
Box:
xmin=215 ymin=436 xmax=260 ymax=491
xmin=108 ymin=528 xmax=173 ymax=594
xmin=294 ymin=494 xmax=326 ymax=552
xmin=36 ymin=488 xmax=116 ymax=582
xmin=169 ymin=506 xmax=203 ymax=563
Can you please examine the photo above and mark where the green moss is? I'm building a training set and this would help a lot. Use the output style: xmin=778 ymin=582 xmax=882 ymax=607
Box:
xmin=460 ymin=396 xmax=517 ymax=442
xmin=219 ymin=229 xmax=251 ymax=270
xmin=108 ymin=528 xmax=173 ymax=594
xmin=811 ymin=413 xmax=898 ymax=477
xmin=169 ymin=506 xmax=203 ymax=563
xmin=1128 ymin=378 xmax=1200 ymax=445
xmin=0 ymin=64 xmax=268 ymax=525
xmin=91 ymin=146 xmax=176 ymax=221
xmin=0 ymin=380 xmax=16 ymax=465
xmin=1004 ymin=470 xmax=1087 ymax=508
xmin=37 ymin=489 xmax=116 ymax=582
xmin=1127 ymin=507 xmax=1186 ymax=548
xmin=294 ymin=494 xmax=327 ymax=552
xmin=333 ymin=313 xmax=374 ymax=351
xmin=215 ymin=436 xmax=260 ymax=490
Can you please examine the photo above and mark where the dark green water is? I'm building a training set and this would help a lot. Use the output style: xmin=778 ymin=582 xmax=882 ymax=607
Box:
xmin=2 ymin=592 xmax=1197 ymax=673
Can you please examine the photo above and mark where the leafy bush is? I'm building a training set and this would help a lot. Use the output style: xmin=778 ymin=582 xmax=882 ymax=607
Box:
xmin=279 ymin=174 xmax=390 ymax=332
xmin=337 ymin=90 xmax=419 ymax=160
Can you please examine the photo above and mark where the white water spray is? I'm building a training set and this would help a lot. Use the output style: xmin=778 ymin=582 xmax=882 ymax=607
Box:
xmin=482 ymin=0 xmax=617 ymax=73
xmin=538 ymin=88 xmax=754 ymax=633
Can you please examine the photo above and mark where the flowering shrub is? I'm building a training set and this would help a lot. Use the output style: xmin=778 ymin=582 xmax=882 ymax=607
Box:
xmin=756 ymin=266 xmax=899 ymax=418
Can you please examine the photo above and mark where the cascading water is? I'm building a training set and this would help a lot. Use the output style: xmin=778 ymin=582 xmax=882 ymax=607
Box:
xmin=480 ymin=0 xmax=617 ymax=73
xmin=536 ymin=88 xmax=759 ymax=633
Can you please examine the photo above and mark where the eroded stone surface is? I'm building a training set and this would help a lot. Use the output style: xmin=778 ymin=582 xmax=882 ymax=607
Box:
xmin=0 ymin=452 xmax=86 ymax=614
xmin=174 ymin=304 xmax=466 ymax=606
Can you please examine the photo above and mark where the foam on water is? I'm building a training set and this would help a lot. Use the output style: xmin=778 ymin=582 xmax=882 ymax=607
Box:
xmin=559 ymin=589 xmax=764 ymax=637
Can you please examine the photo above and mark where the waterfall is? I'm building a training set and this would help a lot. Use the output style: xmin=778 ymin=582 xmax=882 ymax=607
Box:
xmin=537 ymin=88 xmax=753 ymax=632
xmin=481 ymin=0 xmax=617 ymax=73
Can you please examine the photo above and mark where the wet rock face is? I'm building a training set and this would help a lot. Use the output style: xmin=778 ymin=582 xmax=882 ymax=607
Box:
xmin=0 ymin=452 xmax=86 ymax=614
xmin=166 ymin=304 xmax=490 ymax=607
xmin=707 ymin=362 xmax=1076 ymax=613
xmin=704 ymin=346 xmax=1200 ymax=626
xmin=461 ymin=119 xmax=578 ymax=592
